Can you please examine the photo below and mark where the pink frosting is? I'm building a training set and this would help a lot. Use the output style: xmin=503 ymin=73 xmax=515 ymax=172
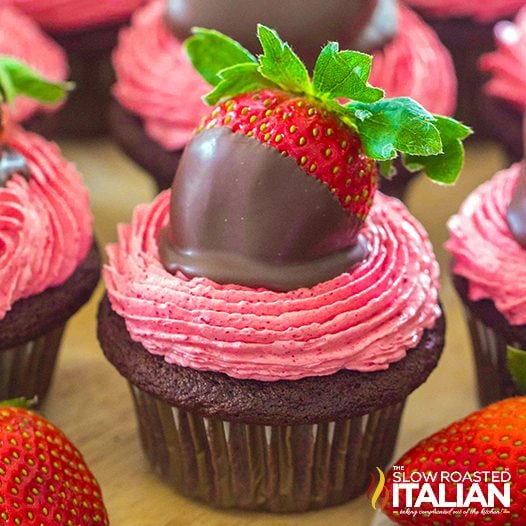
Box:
xmin=112 ymin=0 xmax=209 ymax=151
xmin=113 ymin=2 xmax=456 ymax=152
xmin=104 ymin=192 xmax=440 ymax=382
xmin=369 ymin=6 xmax=456 ymax=117
xmin=9 ymin=0 xmax=147 ymax=31
xmin=0 ymin=6 xmax=68 ymax=123
xmin=0 ymin=127 xmax=93 ymax=320
xmin=480 ymin=7 xmax=526 ymax=111
xmin=446 ymin=164 xmax=526 ymax=325
xmin=405 ymin=0 xmax=525 ymax=23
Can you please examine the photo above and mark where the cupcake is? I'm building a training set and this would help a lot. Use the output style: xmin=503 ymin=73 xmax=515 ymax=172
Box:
xmin=111 ymin=0 xmax=456 ymax=199
xmin=446 ymin=123 xmax=526 ymax=406
xmin=0 ymin=5 xmax=68 ymax=132
xmin=480 ymin=7 xmax=526 ymax=164
xmin=0 ymin=60 xmax=100 ymax=403
xmin=98 ymin=27 xmax=470 ymax=511
xmin=11 ymin=0 xmax=148 ymax=136
xmin=405 ymin=0 xmax=525 ymax=136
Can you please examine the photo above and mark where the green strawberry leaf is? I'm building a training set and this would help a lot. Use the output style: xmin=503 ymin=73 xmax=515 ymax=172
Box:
xmin=185 ymin=27 xmax=257 ymax=87
xmin=507 ymin=345 xmax=526 ymax=395
xmin=403 ymin=116 xmax=473 ymax=185
xmin=257 ymin=25 xmax=311 ymax=95
xmin=0 ymin=397 xmax=37 ymax=408
xmin=312 ymin=43 xmax=383 ymax=103
xmin=347 ymin=97 xmax=442 ymax=161
xmin=204 ymin=63 xmax=277 ymax=105
xmin=0 ymin=56 xmax=71 ymax=104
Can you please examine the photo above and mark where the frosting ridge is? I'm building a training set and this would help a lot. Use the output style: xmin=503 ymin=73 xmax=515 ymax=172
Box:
xmin=480 ymin=7 xmax=526 ymax=112
xmin=446 ymin=164 xmax=526 ymax=326
xmin=112 ymin=1 xmax=456 ymax=151
xmin=11 ymin=0 xmax=147 ymax=32
xmin=0 ymin=127 xmax=93 ymax=319
xmin=0 ymin=6 xmax=68 ymax=123
xmin=104 ymin=192 xmax=440 ymax=381
xmin=405 ymin=0 xmax=525 ymax=23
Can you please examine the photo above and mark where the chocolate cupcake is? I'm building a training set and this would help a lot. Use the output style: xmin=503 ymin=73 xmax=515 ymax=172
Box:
xmin=480 ymin=7 xmax=526 ymax=164
xmin=405 ymin=0 xmax=524 ymax=137
xmin=12 ymin=0 xmax=147 ymax=136
xmin=98 ymin=28 xmax=470 ymax=511
xmin=446 ymin=119 xmax=526 ymax=406
xmin=0 ymin=62 xmax=100 ymax=403
xmin=0 ymin=6 xmax=68 ymax=135
xmin=111 ymin=0 xmax=456 ymax=199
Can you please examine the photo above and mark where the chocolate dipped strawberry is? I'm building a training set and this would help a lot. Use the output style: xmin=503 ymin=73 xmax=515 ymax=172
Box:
xmin=381 ymin=397 xmax=526 ymax=525
xmin=0 ymin=401 xmax=109 ymax=525
xmin=159 ymin=26 xmax=471 ymax=292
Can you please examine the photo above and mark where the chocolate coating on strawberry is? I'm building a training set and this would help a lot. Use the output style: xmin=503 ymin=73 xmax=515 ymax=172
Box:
xmin=0 ymin=145 xmax=29 ymax=187
xmin=159 ymin=127 xmax=368 ymax=291
xmin=165 ymin=0 xmax=396 ymax=67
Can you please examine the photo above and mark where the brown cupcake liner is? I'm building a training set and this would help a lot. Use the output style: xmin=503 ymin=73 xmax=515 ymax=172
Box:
xmin=0 ymin=323 xmax=65 ymax=403
xmin=129 ymin=383 xmax=406 ymax=512
xmin=464 ymin=309 xmax=522 ymax=406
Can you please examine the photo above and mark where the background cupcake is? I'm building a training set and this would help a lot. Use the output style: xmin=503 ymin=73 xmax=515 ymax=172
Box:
xmin=111 ymin=0 xmax=456 ymax=199
xmin=0 ymin=5 xmax=68 ymax=132
xmin=446 ymin=122 xmax=526 ymax=405
xmin=99 ymin=27 xmax=469 ymax=512
xmin=0 ymin=61 xmax=100 ymax=403
xmin=404 ymin=0 xmax=525 ymax=136
xmin=9 ymin=0 xmax=148 ymax=136
xmin=480 ymin=7 xmax=526 ymax=164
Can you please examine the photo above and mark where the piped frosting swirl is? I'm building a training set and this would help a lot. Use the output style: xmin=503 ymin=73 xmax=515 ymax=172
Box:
xmin=405 ymin=0 xmax=525 ymax=23
xmin=447 ymin=164 xmax=526 ymax=326
xmin=104 ymin=191 xmax=440 ymax=382
xmin=10 ymin=0 xmax=147 ymax=32
xmin=0 ymin=127 xmax=93 ymax=320
xmin=480 ymin=7 xmax=526 ymax=112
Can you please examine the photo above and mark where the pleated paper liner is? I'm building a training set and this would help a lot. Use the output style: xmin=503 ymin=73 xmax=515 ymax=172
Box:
xmin=464 ymin=309 xmax=521 ymax=406
xmin=0 ymin=323 xmax=65 ymax=403
xmin=130 ymin=384 xmax=406 ymax=512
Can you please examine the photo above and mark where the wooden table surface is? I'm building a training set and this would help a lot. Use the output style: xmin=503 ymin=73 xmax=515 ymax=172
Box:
xmin=38 ymin=137 xmax=508 ymax=526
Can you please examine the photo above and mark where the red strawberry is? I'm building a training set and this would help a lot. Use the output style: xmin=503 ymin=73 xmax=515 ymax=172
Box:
xmin=0 ymin=405 xmax=109 ymax=525
xmin=198 ymin=89 xmax=377 ymax=221
xmin=382 ymin=397 xmax=526 ymax=525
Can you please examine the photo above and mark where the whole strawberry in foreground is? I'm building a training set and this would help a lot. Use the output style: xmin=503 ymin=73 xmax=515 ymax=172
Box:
xmin=0 ymin=404 xmax=108 ymax=525
xmin=382 ymin=397 xmax=526 ymax=525
xmin=186 ymin=25 xmax=472 ymax=228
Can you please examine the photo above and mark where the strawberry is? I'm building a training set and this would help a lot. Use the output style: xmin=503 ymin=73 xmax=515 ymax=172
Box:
xmin=0 ymin=404 xmax=109 ymax=525
xmin=198 ymin=89 xmax=376 ymax=220
xmin=381 ymin=397 xmax=526 ymax=525
xmin=185 ymin=25 xmax=472 ymax=228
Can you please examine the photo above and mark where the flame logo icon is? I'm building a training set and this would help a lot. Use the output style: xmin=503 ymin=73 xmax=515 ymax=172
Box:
xmin=367 ymin=466 xmax=390 ymax=510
